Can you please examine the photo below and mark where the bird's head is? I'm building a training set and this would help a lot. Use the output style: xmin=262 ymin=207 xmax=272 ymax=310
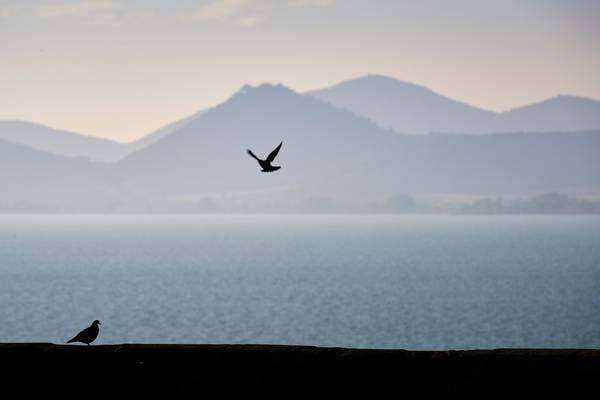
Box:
xmin=93 ymin=320 xmax=102 ymax=326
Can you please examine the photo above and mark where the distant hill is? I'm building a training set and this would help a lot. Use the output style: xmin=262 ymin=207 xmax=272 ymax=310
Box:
xmin=0 ymin=111 xmax=207 ymax=162
xmin=500 ymin=95 xmax=600 ymax=132
xmin=0 ymin=137 xmax=93 ymax=178
xmin=309 ymin=75 xmax=600 ymax=134
xmin=116 ymin=84 xmax=399 ymax=210
xmin=0 ymin=120 xmax=128 ymax=162
xmin=0 ymin=139 xmax=119 ymax=212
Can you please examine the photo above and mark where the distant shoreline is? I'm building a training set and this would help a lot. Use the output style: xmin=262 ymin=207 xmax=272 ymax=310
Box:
xmin=1 ymin=212 xmax=600 ymax=215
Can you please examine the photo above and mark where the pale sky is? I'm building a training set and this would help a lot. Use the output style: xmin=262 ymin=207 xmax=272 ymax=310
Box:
xmin=1 ymin=0 xmax=599 ymax=142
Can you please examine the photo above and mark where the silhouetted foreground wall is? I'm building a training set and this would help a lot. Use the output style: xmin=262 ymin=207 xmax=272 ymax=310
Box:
xmin=1 ymin=344 xmax=598 ymax=395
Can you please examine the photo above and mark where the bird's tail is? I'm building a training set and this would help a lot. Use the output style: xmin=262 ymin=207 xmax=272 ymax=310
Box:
xmin=247 ymin=149 xmax=260 ymax=161
xmin=66 ymin=338 xmax=75 ymax=343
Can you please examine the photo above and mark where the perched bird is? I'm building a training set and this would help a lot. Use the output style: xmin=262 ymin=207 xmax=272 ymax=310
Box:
xmin=67 ymin=320 xmax=101 ymax=345
xmin=247 ymin=142 xmax=283 ymax=172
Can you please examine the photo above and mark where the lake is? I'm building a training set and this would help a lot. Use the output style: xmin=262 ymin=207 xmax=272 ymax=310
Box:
xmin=0 ymin=215 xmax=598 ymax=349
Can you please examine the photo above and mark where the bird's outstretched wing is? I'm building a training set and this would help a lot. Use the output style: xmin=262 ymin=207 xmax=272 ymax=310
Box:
xmin=247 ymin=149 xmax=260 ymax=161
xmin=265 ymin=142 xmax=282 ymax=164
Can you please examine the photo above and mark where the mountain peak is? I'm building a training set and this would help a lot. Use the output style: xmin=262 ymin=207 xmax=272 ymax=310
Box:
xmin=235 ymin=83 xmax=296 ymax=97
xmin=308 ymin=74 xmax=496 ymax=134
xmin=319 ymin=74 xmax=425 ymax=92
xmin=357 ymin=73 xmax=402 ymax=82
xmin=505 ymin=94 xmax=600 ymax=112
xmin=221 ymin=83 xmax=308 ymax=113
xmin=552 ymin=94 xmax=599 ymax=104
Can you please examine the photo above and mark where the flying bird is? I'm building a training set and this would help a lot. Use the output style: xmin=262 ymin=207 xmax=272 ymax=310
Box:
xmin=67 ymin=320 xmax=101 ymax=345
xmin=247 ymin=142 xmax=283 ymax=173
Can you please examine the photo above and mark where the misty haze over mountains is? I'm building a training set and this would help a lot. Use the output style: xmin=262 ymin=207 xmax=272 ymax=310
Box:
xmin=3 ymin=75 xmax=600 ymax=162
xmin=1 ymin=75 xmax=600 ymax=213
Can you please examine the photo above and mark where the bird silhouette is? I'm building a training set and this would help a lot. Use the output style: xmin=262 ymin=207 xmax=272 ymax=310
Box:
xmin=67 ymin=320 xmax=101 ymax=345
xmin=247 ymin=142 xmax=283 ymax=172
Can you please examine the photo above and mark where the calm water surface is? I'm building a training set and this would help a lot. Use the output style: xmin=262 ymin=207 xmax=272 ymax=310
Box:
xmin=0 ymin=215 xmax=598 ymax=349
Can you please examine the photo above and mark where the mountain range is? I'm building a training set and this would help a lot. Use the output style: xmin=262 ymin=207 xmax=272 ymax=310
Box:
xmin=2 ymin=75 xmax=600 ymax=163
xmin=1 ymin=76 xmax=599 ymax=212
xmin=309 ymin=75 xmax=600 ymax=134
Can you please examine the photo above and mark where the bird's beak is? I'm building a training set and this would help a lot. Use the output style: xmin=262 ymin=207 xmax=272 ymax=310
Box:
xmin=98 ymin=321 xmax=102 ymax=325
